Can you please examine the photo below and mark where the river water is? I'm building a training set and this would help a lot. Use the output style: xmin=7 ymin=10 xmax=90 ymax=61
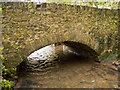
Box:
xmin=15 ymin=55 xmax=118 ymax=88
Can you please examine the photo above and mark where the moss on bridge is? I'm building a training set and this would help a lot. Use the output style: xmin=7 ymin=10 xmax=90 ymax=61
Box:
xmin=2 ymin=2 xmax=119 ymax=71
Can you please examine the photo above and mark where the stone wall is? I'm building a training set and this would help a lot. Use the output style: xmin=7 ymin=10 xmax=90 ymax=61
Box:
xmin=2 ymin=2 xmax=119 ymax=70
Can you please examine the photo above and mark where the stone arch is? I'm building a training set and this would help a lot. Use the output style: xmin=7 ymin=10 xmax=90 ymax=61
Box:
xmin=2 ymin=2 xmax=119 ymax=72
xmin=17 ymin=40 xmax=99 ymax=72
xmin=20 ymin=30 xmax=98 ymax=61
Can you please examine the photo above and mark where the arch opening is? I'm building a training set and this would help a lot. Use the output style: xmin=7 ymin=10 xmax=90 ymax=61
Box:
xmin=17 ymin=41 xmax=99 ymax=72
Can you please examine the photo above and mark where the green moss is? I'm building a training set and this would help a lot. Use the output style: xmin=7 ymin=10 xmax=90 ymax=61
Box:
xmin=1 ymin=47 xmax=15 ymax=88
xmin=2 ymin=79 xmax=15 ymax=89
xmin=0 ymin=8 xmax=2 ymax=13
xmin=98 ymin=51 xmax=118 ymax=61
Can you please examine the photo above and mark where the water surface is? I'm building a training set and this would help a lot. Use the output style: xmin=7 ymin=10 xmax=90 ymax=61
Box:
xmin=15 ymin=56 xmax=118 ymax=88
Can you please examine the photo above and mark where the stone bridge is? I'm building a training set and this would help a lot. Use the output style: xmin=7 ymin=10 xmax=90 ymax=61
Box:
xmin=2 ymin=2 xmax=119 ymax=70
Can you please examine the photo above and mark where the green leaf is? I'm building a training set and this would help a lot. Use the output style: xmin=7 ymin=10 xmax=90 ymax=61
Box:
xmin=0 ymin=8 xmax=2 ymax=13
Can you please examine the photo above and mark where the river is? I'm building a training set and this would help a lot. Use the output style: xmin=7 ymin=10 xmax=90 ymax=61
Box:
xmin=15 ymin=55 xmax=118 ymax=88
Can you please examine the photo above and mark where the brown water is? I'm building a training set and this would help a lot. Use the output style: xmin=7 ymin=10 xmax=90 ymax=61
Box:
xmin=15 ymin=56 xmax=118 ymax=88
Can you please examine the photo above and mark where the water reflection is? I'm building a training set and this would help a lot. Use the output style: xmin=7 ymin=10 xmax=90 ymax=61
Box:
xmin=27 ymin=44 xmax=57 ymax=65
xmin=15 ymin=55 xmax=118 ymax=88
xmin=27 ymin=44 xmax=81 ymax=65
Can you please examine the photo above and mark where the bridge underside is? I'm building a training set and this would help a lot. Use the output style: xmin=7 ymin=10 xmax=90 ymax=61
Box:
xmin=2 ymin=3 xmax=119 ymax=70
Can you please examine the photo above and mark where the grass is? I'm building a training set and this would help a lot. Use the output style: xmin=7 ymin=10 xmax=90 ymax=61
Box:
xmin=0 ymin=8 xmax=2 ymax=13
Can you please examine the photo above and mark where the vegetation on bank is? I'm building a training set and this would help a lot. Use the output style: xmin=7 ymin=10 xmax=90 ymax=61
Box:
xmin=47 ymin=0 xmax=119 ymax=9
xmin=0 ymin=7 xmax=15 ymax=89
xmin=1 ymin=47 xmax=15 ymax=89
xmin=0 ymin=8 xmax=2 ymax=13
